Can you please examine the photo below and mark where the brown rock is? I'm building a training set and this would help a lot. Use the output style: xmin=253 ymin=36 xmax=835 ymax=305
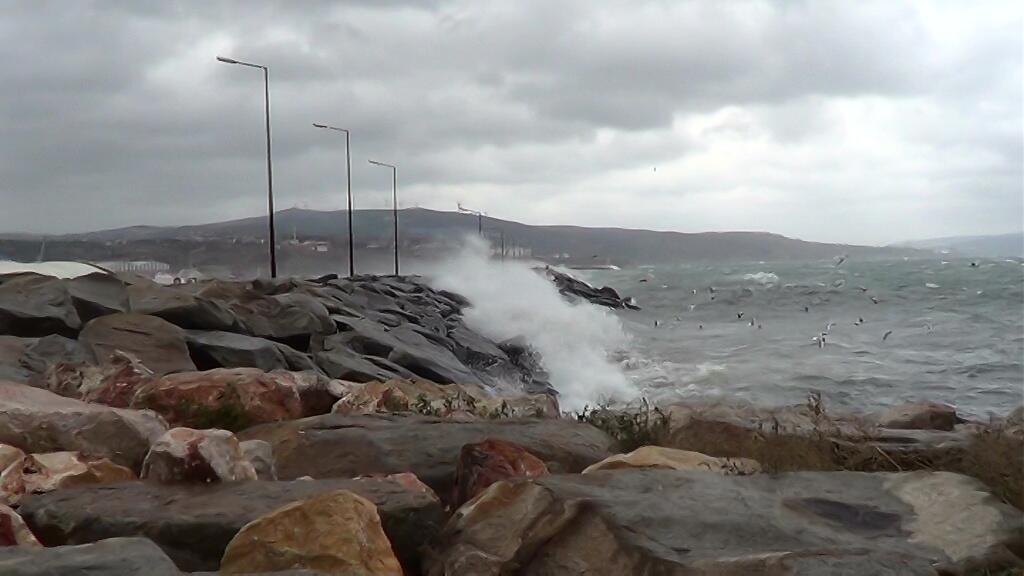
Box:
xmin=0 ymin=504 xmax=40 ymax=547
xmin=0 ymin=445 xmax=26 ymax=505
xmin=79 ymin=313 xmax=196 ymax=375
xmin=20 ymin=451 xmax=135 ymax=494
xmin=142 ymin=428 xmax=256 ymax=484
xmin=880 ymin=402 xmax=960 ymax=431
xmin=35 ymin=350 xmax=153 ymax=406
xmin=332 ymin=379 xmax=560 ymax=419
xmin=220 ymin=489 xmax=402 ymax=575
xmin=0 ymin=381 xmax=167 ymax=471
xmin=131 ymin=368 xmax=302 ymax=431
xmin=453 ymin=439 xmax=548 ymax=507
xmin=583 ymin=445 xmax=761 ymax=475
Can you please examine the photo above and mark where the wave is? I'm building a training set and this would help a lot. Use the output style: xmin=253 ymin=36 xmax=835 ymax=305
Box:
xmin=743 ymin=272 xmax=779 ymax=285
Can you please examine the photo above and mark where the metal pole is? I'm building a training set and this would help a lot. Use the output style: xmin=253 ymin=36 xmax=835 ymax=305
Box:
xmin=345 ymin=130 xmax=354 ymax=277
xmin=263 ymin=66 xmax=277 ymax=278
xmin=478 ymin=213 xmax=482 ymax=236
xmin=392 ymin=166 xmax=399 ymax=276
xmin=500 ymin=230 xmax=505 ymax=262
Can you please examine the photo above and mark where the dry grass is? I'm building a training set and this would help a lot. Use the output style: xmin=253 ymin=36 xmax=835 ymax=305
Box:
xmin=610 ymin=395 xmax=1023 ymax=510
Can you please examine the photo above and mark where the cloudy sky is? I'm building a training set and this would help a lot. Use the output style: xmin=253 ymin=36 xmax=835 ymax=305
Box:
xmin=1 ymin=1 xmax=1020 ymax=245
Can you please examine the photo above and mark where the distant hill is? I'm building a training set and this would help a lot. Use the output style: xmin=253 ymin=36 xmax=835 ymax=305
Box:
xmin=893 ymin=233 xmax=1023 ymax=258
xmin=7 ymin=208 xmax=918 ymax=265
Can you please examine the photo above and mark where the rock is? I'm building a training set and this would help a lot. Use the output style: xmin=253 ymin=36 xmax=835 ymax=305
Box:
xmin=142 ymin=428 xmax=257 ymax=484
xmin=429 ymin=470 xmax=1024 ymax=575
xmin=0 ymin=381 xmax=167 ymax=471
xmin=453 ymin=439 xmax=548 ymax=507
xmin=19 ymin=476 xmax=444 ymax=573
xmin=130 ymin=368 xmax=303 ymax=431
xmin=237 ymin=414 xmax=616 ymax=501
xmin=0 ymin=274 xmax=81 ymax=337
xmin=79 ymin=313 xmax=196 ymax=375
xmin=879 ymin=402 xmax=961 ymax=431
xmin=0 ymin=444 xmax=26 ymax=504
xmin=0 ymin=337 xmax=34 ymax=382
xmin=0 ymin=504 xmax=39 ymax=547
xmin=0 ymin=537 xmax=181 ymax=575
xmin=540 ymin=267 xmax=638 ymax=310
xmin=185 ymin=330 xmax=290 ymax=372
xmin=197 ymin=281 xmax=333 ymax=349
xmin=66 ymin=273 xmax=129 ymax=322
xmin=220 ymin=489 xmax=402 ymax=575
xmin=18 ymin=451 xmax=135 ymax=496
xmin=273 ymin=370 xmax=345 ymax=417
xmin=311 ymin=334 xmax=417 ymax=382
xmin=240 ymin=440 xmax=276 ymax=480
xmin=127 ymin=281 xmax=239 ymax=331
xmin=18 ymin=335 xmax=92 ymax=377
xmin=35 ymin=350 xmax=153 ymax=405
xmin=582 ymin=445 xmax=761 ymax=475
xmin=331 ymin=379 xmax=560 ymax=419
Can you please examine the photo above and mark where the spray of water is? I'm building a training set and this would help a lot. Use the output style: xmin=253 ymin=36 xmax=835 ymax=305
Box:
xmin=424 ymin=237 xmax=638 ymax=410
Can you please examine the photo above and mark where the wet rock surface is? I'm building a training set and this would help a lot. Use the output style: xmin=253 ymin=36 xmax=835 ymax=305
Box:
xmin=18 ymin=477 xmax=444 ymax=573
xmin=237 ymin=413 xmax=617 ymax=500
xmin=429 ymin=470 xmax=1023 ymax=575
xmin=540 ymin=267 xmax=639 ymax=310
xmin=0 ymin=537 xmax=181 ymax=576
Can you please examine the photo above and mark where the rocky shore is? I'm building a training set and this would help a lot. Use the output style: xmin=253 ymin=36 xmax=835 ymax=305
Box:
xmin=0 ymin=270 xmax=1021 ymax=575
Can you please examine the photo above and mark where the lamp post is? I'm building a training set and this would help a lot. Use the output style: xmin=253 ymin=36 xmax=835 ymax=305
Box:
xmin=457 ymin=204 xmax=484 ymax=236
xmin=217 ymin=55 xmax=277 ymax=278
xmin=313 ymin=123 xmax=355 ymax=277
xmin=368 ymin=160 xmax=399 ymax=276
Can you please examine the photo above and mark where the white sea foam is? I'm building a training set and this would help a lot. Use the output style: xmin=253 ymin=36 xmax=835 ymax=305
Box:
xmin=424 ymin=237 xmax=638 ymax=410
xmin=743 ymin=272 xmax=779 ymax=285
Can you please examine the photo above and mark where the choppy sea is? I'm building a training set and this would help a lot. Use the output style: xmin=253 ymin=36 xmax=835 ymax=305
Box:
xmin=578 ymin=257 xmax=1024 ymax=419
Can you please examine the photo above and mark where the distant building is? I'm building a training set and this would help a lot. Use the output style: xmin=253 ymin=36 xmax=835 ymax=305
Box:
xmin=95 ymin=260 xmax=170 ymax=274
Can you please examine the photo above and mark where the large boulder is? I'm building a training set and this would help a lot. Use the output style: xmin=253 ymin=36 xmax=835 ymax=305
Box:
xmin=0 ymin=274 xmax=81 ymax=337
xmin=16 ymin=451 xmax=134 ymax=497
xmin=237 ymin=414 xmax=617 ymax=500
xmin=79 ymin=313 xmax=196 ymax=375
xmin=220 ymin=489 xmax=402 ymax=575
xmin=130 ymin=368 xmax=303 ymax=431
xmin=879 ymin=401 xmax=961 ymax=432
xmin=0 ymin=381 xmax=167 ymax=471
xmin=0 ymin=337 xmax=34 ymax=382
xmin=185 ymin=330 xmax=294 ymax=372
xmin=18 ymin=476 xmax=445 ymax=573
xmin=141 ymin=428 xmax=256 ymax=484
xmin=0 ymin=537 xmax=181 ymax=575
xmin=312 ymin=334 xmax=417 ymax=382
xmin=452 ymin=439 xmax=548 ymax=507
xmin=239 ymin=440 xmax=276 ymax=480
xmin=197 ymin=282 xmax=333 ymax=348
xmin=582 ymin=445 xmax=761 ymax=475
xmin=0 ymin=504 xmax=39 ymax=547
xmin=66 ymin=273 xmax=129 ymax=323
xmin=35 ymin=350 xmax=153 ymax=405
xmin=18 ymin=335 xmax=92 ymax=378
xmin=127 ymin=281 xmax=239 ymax=332
xmin=429 ymin=470 xmax=1024 ymax=575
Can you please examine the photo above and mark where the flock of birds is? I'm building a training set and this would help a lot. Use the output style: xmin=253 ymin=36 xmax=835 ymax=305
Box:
xmin=644 ymin=253 xmax=969 ymax=349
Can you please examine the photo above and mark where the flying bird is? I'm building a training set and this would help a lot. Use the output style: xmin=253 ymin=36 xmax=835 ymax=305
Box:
xmin=834 ymin=254 xmax=848 ymax=267
xmin=882 ymin=330 xmax=893 ymax=341
xmin=870 ymin=297 xmax=880 ymax=304
xmin=737 ymin=312 xmax=745 ymax=319
xmin=857 ymin=286 xmax=869 ymax=292
xmin=825 ymin=322 xmax=837 ymax=333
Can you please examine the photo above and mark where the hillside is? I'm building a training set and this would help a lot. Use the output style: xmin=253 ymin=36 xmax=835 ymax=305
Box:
xmin=894 ymin=233 xmax=1023 ymax=258
xmin=25 ymin=208 xmax=917 ymax=265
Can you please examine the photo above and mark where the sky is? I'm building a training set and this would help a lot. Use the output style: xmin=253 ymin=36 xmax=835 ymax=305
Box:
xmin=0 ymin=0 xmax=1020 ymax=246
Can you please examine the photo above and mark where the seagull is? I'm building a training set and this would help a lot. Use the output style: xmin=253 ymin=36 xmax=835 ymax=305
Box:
xmin=654 ymin=320 xmax=661 ymax=328
xmin=853 ymin=317 xmax=864 ymax=326
xmin=813 ymin=333 xmax=827 ymax=348
xmin=639 ymin=278 xmax=648 ymax=283
xmin=857 ymin=286 xmax=869 ymax=292
xmin=737 ymin=312 xmax=745 ymax=319
xmin=924 ymin=322 xmax=933 ymax=332
xmin=870 ymin=297 xmax=880 ymax=304
xmin=825 ymin=322 xmax=837 ymax=333
xmin=749 ymin=318 xmax=756 ymax=327
xmin=834 ymin=254 xmax=848 ymax=267
xmin=691 ymin=289 xmax=697 ymax=295
xmin=689 ymin=304 xmax=696 ymax=311
xmin=882 ymin=330 xmax=893 ymax=341
xmin=699 ymin=324 xmax=704 ymax=330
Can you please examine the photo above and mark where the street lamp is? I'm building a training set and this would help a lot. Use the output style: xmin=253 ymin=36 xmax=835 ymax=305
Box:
xmin=217 ymin=55 xmax=277 ymax=278
xmin=457 ymin=203 xmax=484 ymax=236
xmin=313 ymin=123 xmax=355 ymax=277
xmin=368 ymin=160 xmax=399 ymax=276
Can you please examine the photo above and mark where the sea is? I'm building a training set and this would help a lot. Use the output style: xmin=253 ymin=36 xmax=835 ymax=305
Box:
xmin=576 ymin=257 xmax=1024 ymax=419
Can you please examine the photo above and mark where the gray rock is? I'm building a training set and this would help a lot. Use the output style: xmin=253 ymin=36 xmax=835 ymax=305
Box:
xmin=0 ymin=335 xmax=35 ymax=381
xmin=185 ymin=330 xmax=289 ymax=371
xmin=67 ymin=272 xmax=129 ymax=322
xmin=430 ymin=470 xmax=1024 ymax=575
xmin=79 ymin=313 xmax=196 ymax=375
xmin=0 ymin=273 xmax=81 ymax=337
xmin=240 ymin=439 xmax=277 ymax=480
xmin=19 ymin=477 xmax=445 ymax=574
xmin=311 ymin=333 xmax=416 ymax=382
xmin=879 ymin=401 xmax=962 ymax=431
xmin=0 ymin=537 xmax=181 ymax=576
xmin=20 ymin=334 xmax=92 ymax=375
xmin=0 ymin=380 xmax=168 ymax=471
xmin=237 ymin=413 xmax=617 ymax=500
xmin=128 ymin=281 xmax=240 ymax=332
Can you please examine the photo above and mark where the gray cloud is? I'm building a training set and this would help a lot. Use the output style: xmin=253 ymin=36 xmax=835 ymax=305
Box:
xmin=0 ymin=0 xmax=1019 ymax=244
